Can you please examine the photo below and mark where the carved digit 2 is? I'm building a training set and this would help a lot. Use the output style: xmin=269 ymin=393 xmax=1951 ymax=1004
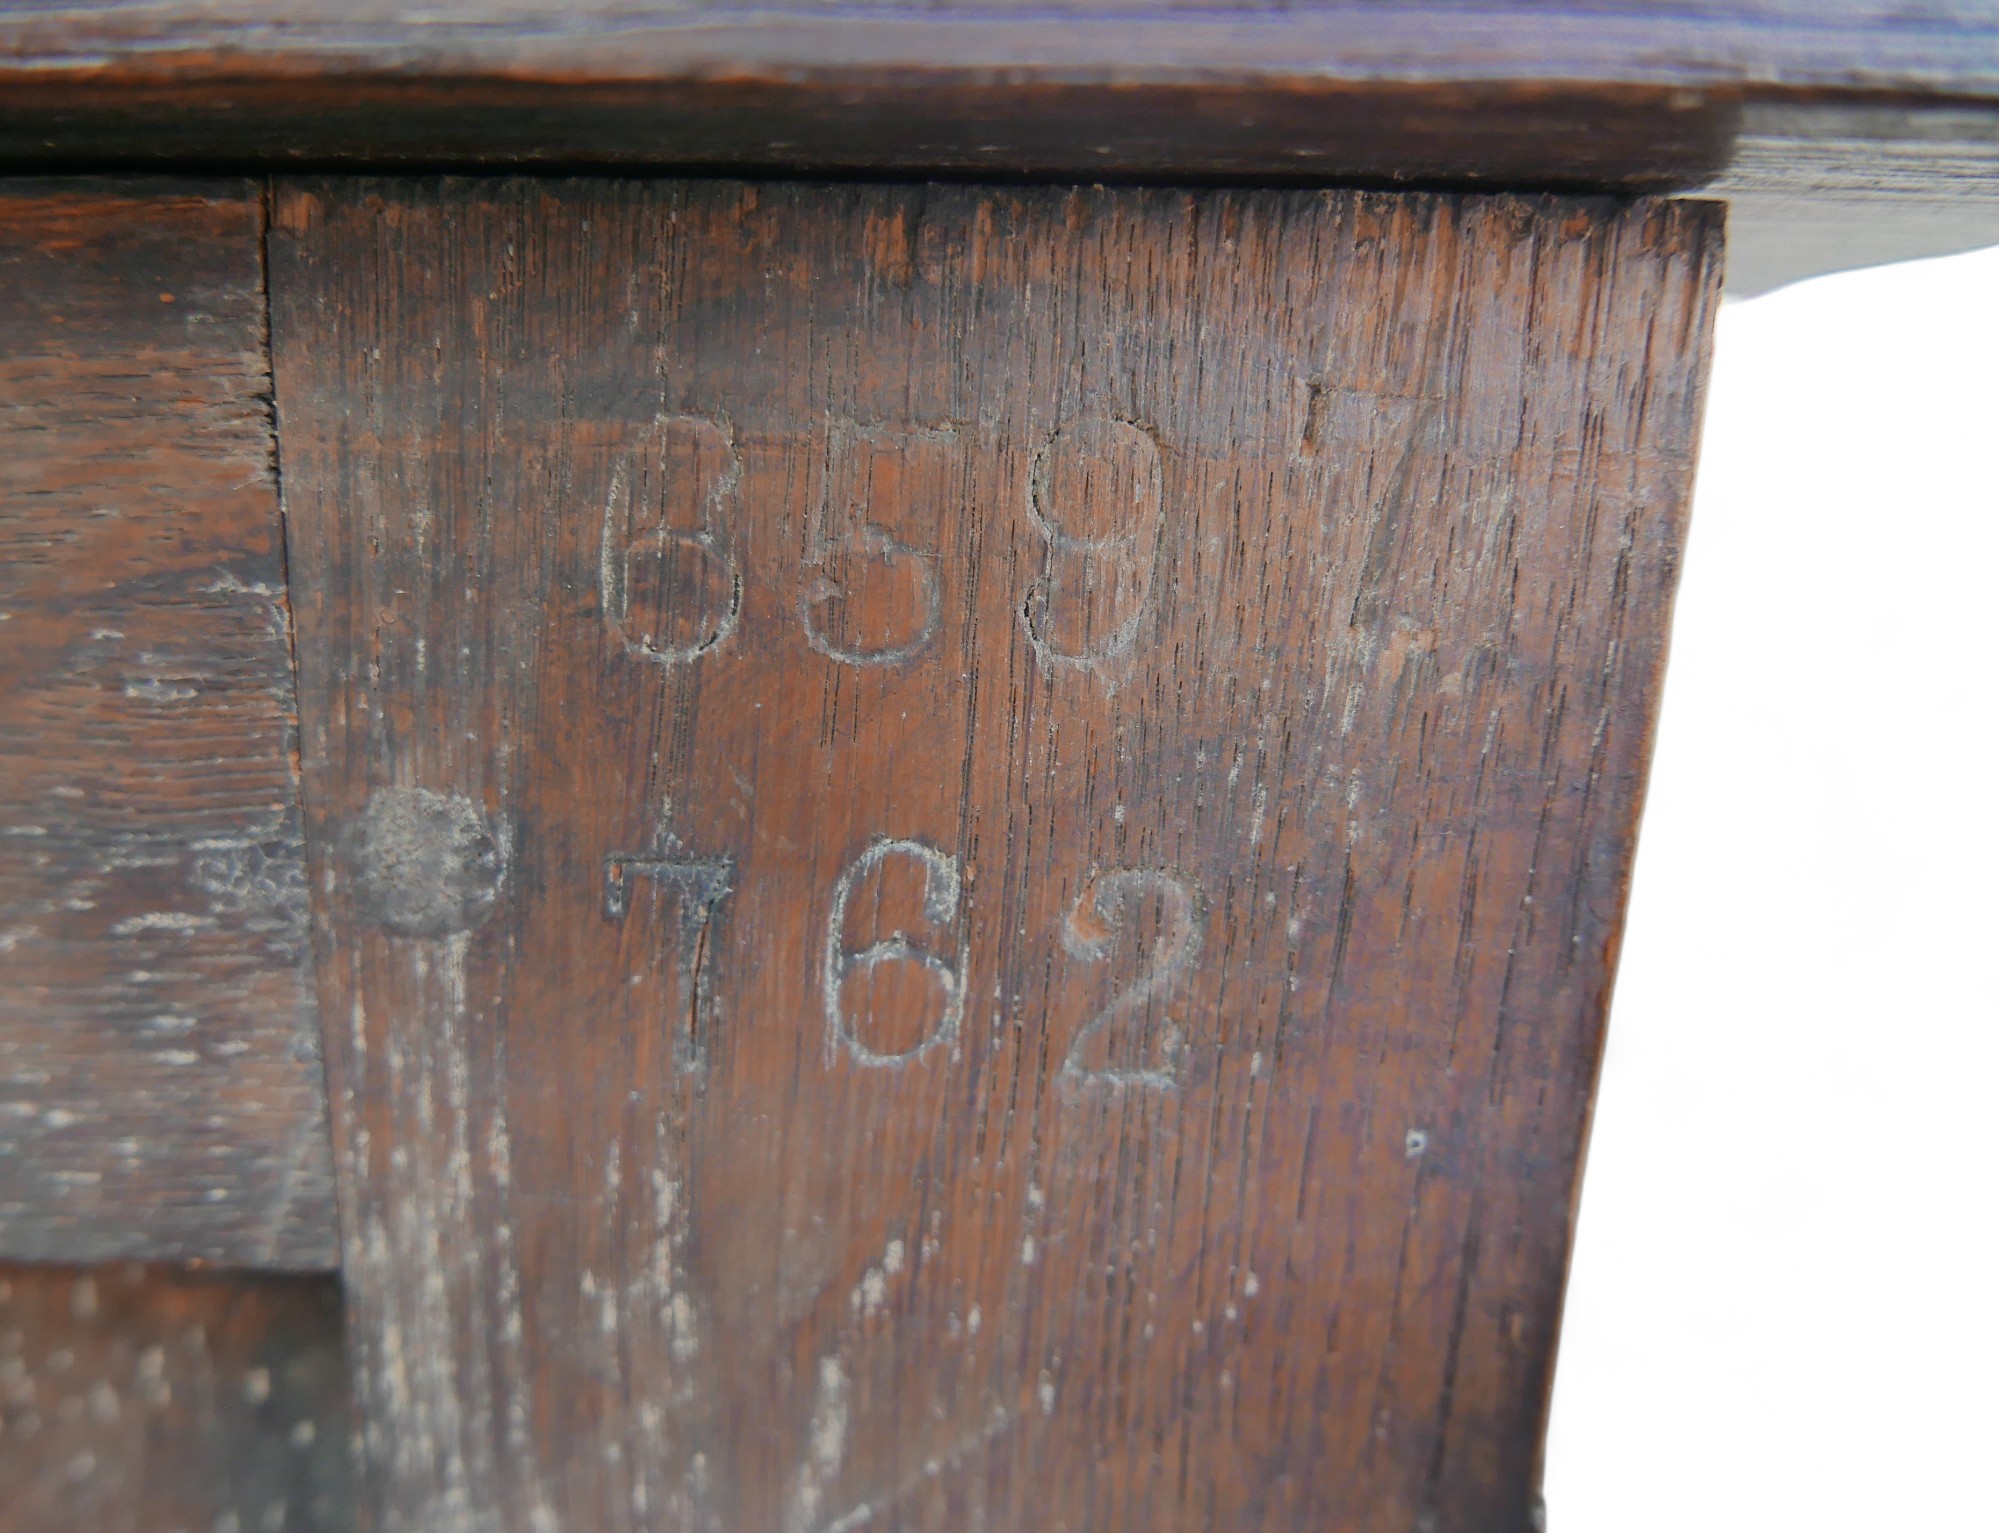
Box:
xmin=823 ymin=839 xmax=965 ymax=1066
xmin=1060 ymin=870 xmax=1203 ymax=1090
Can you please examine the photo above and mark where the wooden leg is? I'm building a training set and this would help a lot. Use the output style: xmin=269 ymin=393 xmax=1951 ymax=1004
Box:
xmin=272 ymin=180 xmax=1718 ymax=1533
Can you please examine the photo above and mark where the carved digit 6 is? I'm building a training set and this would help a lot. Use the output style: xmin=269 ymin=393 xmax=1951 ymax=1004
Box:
xmin=1059 ymin=870 xmax=1203 ymax=1090
xmin=600 ymin=414 xmax=743 ymax=665
xmin=824 ymin=839 xmax=965 ymax=1066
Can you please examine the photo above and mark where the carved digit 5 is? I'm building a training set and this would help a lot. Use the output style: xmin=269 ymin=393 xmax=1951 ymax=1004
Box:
xmin=799 ymin=524 xmax=941 ymax=667
xmin=824 ymin=839 xmax=965 ymax=1066
xmin=798 ymin=423 xmax=949 ymax=666
xmin=1059 ymin=870 xmax=1203 ymax=1090
xmin=1022 ymin=416 xmax=1164 ymax=673
xmin=600 ymin=414 xmax=743 ymax=664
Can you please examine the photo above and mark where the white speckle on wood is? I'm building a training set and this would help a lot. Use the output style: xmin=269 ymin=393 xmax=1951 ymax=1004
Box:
xmin=788 ymin=1356 xmax=849 ymax=1533
xmin=110 ymin=911 xmax=215 ymax=934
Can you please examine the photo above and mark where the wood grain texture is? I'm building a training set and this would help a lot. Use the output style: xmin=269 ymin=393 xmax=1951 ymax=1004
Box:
xmin=0 ymin=180 xmax=338 ymax=1270
xmin=6 ymin=0 xmax=1996 ymax=91
xmin=0 ymin=3 xmax=1996 ymax=272
xmin=0 ymin=3 xmax=1985 ymax=293
xmin=0 ymin=1261 xmax=353 ymax=1533
xmin=274 ymin=177 xmax=1718 ymax=1532
xmin=1712 ymin=100 xmax=1999 ymax=294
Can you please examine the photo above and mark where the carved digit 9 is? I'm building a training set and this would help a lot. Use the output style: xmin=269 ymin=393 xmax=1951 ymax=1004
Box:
xmin=600 ymin=414 xmax=743 ymax=664
xmin=1059 ymin=870 xmax=1203 ymax=1090
xmin=824 ymin=839 xmax=965 ymax=1066
xmin=1022 ymin=416 xmax=1164 ymax=673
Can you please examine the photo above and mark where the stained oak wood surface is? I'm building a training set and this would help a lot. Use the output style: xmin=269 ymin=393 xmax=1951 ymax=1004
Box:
xmin=1 ymin=4 xmax=1989 ymax=292
xmin=274 ymin=177 xmax=1720 ymax=1532
xmin=0 ymin=1261 xmax=353 ymax=1533
xmin=2 ymin=1 xmax=1998 ymax=279
xmin=0 ymin=180 xmax=337 ymax=1269
xmin=10 ymin=0 xmax=1997 ymax=88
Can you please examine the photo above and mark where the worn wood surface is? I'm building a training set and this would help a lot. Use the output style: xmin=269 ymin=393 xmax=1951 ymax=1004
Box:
xmin=0 ymin=1261 xmax=353 ymax=1532
xmin=0 ymin=4 xmax=1988 ymax=291
xmin=0 ymin=180 xmax=337 ymax=1269
xmin=274 ymin=177 xmax=1719 ymax=1532
xmin=7 ymin=0 xmax=1994 ymax=83
xmin=6 ymin=0 xmax=1998 ymax=105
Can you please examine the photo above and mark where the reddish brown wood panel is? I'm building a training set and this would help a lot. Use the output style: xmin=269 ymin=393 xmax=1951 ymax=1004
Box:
xmin=0 ymin=1261 xmax=353 ymax=1533
xmin=273 ymin=178 xmax=1719 ymax=1533
xmin=0 ymin=180 xmax=337 ymax=1270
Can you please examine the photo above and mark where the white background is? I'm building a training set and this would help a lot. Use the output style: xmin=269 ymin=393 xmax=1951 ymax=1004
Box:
xmin=1543 ymin=246 xmax=1999 ymax=1530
